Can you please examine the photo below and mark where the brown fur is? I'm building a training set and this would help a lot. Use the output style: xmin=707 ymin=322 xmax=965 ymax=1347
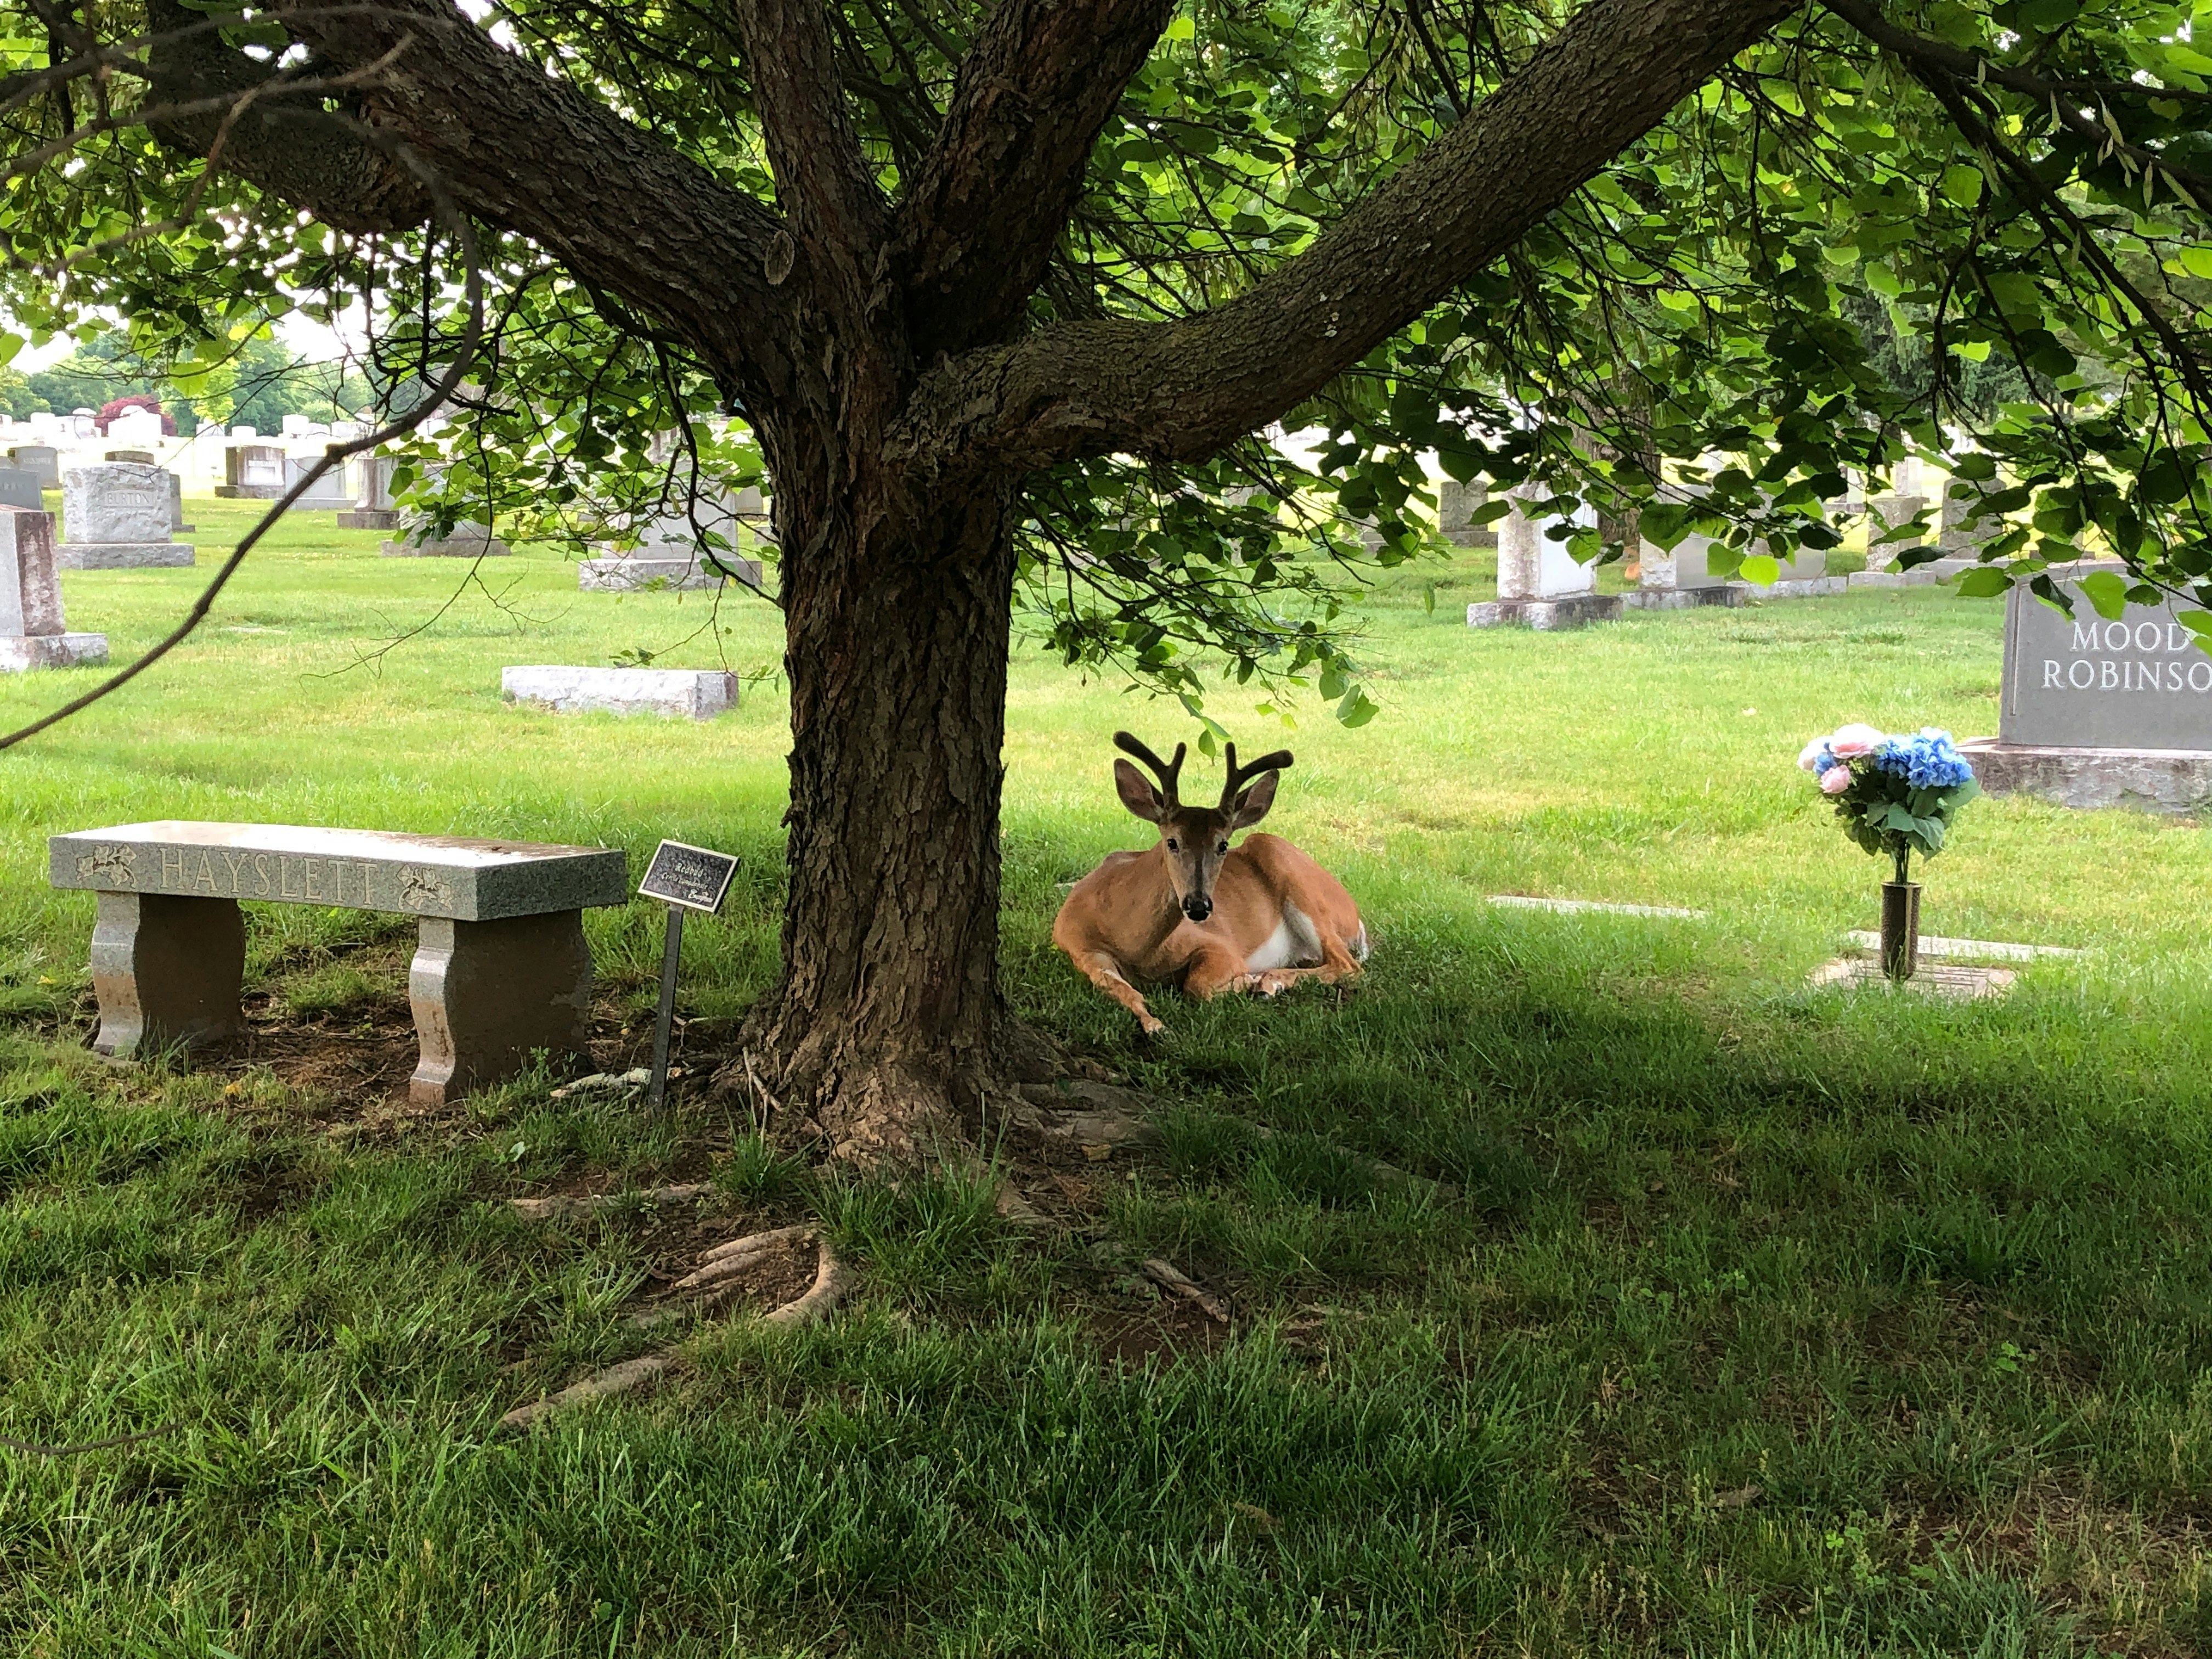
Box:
xmin=1051 ymin=735 xmax=1367 ymax=1034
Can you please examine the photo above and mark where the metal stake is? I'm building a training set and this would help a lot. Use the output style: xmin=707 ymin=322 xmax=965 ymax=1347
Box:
xmin=646 ymin=905 xmax=685 ymax=1108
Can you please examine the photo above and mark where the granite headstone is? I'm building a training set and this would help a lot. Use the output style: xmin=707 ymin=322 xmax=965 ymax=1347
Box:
xmin=1961 ymin=562 xmax=2212 ymax=811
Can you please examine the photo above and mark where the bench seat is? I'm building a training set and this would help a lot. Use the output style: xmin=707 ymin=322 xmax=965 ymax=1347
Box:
xmin=49 ymin=821 xmax=629 ymax=1106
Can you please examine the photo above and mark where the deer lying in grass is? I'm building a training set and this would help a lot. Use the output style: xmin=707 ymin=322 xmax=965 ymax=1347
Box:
xmin=1052 ymin=732 xmax=1368 ymax=1034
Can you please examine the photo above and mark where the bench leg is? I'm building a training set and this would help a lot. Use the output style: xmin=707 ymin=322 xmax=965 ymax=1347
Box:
xmin=88 ymin=891 xmax=245 ymax=1057
xmin=409 ymin=911 xmax=594 ymax=1108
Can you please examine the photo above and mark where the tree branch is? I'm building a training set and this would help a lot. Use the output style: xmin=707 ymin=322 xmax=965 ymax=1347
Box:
xmin=894 ymin=0 xmax=1177 ymax=360
xmin=150 ymin=0 xmax=805 ymax=407
xmin=731 ymin=0 xmax=889 ymax=314
xmin=895 ymin=0 xmax=1802 ymax=475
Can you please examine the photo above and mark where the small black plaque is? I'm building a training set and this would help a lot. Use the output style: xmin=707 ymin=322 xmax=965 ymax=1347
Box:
xmin=639 ymin=839 xmax=739 ymax=913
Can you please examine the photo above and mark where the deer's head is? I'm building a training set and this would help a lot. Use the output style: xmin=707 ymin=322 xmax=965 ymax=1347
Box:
xmin=1112 ymin=731 xmax=1294 ymax=923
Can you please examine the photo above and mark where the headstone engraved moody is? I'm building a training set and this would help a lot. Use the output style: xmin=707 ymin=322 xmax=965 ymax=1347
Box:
xmin=48 ymin=822 xmax=628 ymax=1105
xmin=55 ymin=464 xmax=196 ymax=569
xmin=636 ymin=839 xmax=741 ymax=1107
xmin=0 ymin=507 xmax=107 ymax=671
xmin=1960 ymin=563 xmax=2212 ymax=812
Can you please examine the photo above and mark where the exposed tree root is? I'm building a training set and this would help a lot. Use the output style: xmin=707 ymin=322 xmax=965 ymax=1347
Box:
xmin=498 ymin=1353 xmax=675 ymax=1430
xmin=500 ymin=1237 xmax=850 ymax=1426
xmin=664 ymin=1224 xmax=819 ymax=1295
xmin=762 ymin=1238 xmax=847 ymax=1328
xmin=508 ymin=1182 xmax=718 ymax=1224
xmin=1139 ymin=1256 xmax=1232 ymax=1324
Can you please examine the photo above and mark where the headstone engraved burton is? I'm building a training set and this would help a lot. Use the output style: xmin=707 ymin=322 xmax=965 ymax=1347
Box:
xmin=56 ymin=464 xmax=196 ymax=568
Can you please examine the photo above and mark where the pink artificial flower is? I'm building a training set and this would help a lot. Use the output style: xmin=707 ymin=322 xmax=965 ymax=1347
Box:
xmin=1797 ymin=737 xmax=1831 ymax=772
xmin=1829 ymin=722 xmax=1884 ymax=758
xmin=1820 ymin=764 xmax=1853 ymax=795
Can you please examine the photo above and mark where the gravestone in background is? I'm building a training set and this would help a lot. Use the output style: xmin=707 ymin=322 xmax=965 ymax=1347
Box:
xmin=104 ymin=449 xmax=155 ymax=465
xmin=577 ymin=555 xmax=765 ymax=592
xmin=217 ymin=443 xmax=286 ymax=499
xmin=168 ymin=472 xmax=194 ymax=533
xmin=281 ymin=456 xmax=351 ymax=511
xmin=0 ymin=469 xmax=43 ymax=511
xmin=337 ymin=455 xmax=398 ymax=529
xmin=380 ymin=517 xmax=512 ymax=558
xmin=1468 ymin=490 xmax=1621 ymax=630
xmin=8 ymin=445 xmax=59 ymax=489
xmin=55 ymin=464 xmax=197 ymax=568
xmin=1435 ymin=478 xmax=1498 ymax=549
xmin=1630 ymin=532 xmax=1735 ymax=611
xmin=502 ymin=665 xmax=740 ymax=719
xmin=0 ymin=507 xmax=108 ymax=671
xmin=1961 ymin=562 xmax=2212 ymax=812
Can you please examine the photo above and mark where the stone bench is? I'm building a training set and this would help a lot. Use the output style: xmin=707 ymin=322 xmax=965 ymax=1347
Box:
xmin=49 ymin=822 xmax=627 ymax=1107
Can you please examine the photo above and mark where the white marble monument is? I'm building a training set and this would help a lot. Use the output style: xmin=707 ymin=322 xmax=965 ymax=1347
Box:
xmin=1468 ymin=489 xmax=1620 ymax=629
xmin=501 ymin=665 xmax=738 ymax=719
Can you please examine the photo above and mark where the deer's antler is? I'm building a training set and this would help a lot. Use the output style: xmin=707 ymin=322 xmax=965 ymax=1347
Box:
xmin=1219 ymin=742 xmax=1294 ymax=810
xmin=1114 ymin=731 xmax=1187 ymax=808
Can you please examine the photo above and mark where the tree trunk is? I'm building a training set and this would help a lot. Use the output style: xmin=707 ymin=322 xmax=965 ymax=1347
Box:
xmin=748 ymin=470 xmax=1022 ymax=1162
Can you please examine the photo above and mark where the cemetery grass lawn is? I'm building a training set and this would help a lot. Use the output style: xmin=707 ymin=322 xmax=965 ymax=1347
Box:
xmin=3 ymin=502 xmax=2212 ymax=1654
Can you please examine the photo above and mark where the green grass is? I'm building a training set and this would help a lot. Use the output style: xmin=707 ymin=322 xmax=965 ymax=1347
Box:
xmin=3 ymin=499 xmax=2211 ymax=1654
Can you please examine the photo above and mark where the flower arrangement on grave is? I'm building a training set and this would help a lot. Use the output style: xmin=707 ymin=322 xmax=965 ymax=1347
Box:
xmin=1798 ymin=723 xmax=1980 ymax=979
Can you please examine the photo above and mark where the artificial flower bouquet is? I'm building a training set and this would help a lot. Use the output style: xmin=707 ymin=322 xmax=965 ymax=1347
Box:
xmin=1798 ymin=723 xmax=1980 ymax=886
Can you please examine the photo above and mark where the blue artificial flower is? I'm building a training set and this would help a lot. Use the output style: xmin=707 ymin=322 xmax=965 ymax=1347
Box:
xmin=1872 ymin=728 xmax=1975 ymax=791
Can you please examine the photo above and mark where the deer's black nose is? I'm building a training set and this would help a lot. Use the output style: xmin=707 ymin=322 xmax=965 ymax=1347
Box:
xmin=1182 ymin=895 xmax=1212 ymax=922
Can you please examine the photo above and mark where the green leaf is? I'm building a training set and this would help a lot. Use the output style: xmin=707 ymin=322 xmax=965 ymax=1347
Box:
xmin=1336 ymin=686 xmax=1380 ymax=728
xmin=2077 ymin=569 xmax=2129 ymax=620
xmin=1738 ymin=554 xmax=1781 ymax=586
xmin=1955 ymin=568 xmax=2010 ymax=598
xmin=1940 ymin=164 xmax=1984 ymax=208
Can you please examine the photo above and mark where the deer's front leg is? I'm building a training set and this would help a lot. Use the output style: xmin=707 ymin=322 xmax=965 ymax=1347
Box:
xmin=1182 ymin=944 xmax=1260 ymax=1003
xmin=1077 ymin=952 xmax=1165 ymax=1035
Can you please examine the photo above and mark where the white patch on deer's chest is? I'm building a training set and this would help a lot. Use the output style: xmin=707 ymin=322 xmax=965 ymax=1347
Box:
xmin=1244 ymin=918 xmax=1296 ymax=972
xmin=1244 ymin=905 xmax=1322 ymax=973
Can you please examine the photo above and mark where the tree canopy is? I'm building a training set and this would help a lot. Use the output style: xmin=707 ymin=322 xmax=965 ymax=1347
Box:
xmin=4 ymin=1 xmax=2208 ymax=698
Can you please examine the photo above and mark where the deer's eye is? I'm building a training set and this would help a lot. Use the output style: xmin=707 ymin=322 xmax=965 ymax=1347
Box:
xmin=1217 ymin=841 xmax=1228 ymax=854
xmin=1165 ymin=838 xmax=1178 ymax=851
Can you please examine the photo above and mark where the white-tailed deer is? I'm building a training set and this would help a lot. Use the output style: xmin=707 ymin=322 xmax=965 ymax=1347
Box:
xmin=1052 ymin=732 xmax=1369 ymax=1034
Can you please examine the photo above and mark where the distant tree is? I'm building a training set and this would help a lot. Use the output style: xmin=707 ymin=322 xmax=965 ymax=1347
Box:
xmin=4 ymin=0 xmax=2209 ymax=1159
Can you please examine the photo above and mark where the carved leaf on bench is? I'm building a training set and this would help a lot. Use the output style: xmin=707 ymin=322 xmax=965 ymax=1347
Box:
xmin=76 ymin=847 xmax=137 ymax=888
xmin=398 ymin=866 xmax=455 ymax=912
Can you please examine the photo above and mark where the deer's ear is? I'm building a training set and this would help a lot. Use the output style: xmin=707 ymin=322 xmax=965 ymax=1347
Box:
xmin=1230 ymin=770 xmax=1280 ymax=828
xmin=1114 ymin=759 xmax=1166 ymax=822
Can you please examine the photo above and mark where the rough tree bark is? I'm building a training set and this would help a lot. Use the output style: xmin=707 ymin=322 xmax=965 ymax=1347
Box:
xmin=143 ymin=0 xmax=1815 ymax=1159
